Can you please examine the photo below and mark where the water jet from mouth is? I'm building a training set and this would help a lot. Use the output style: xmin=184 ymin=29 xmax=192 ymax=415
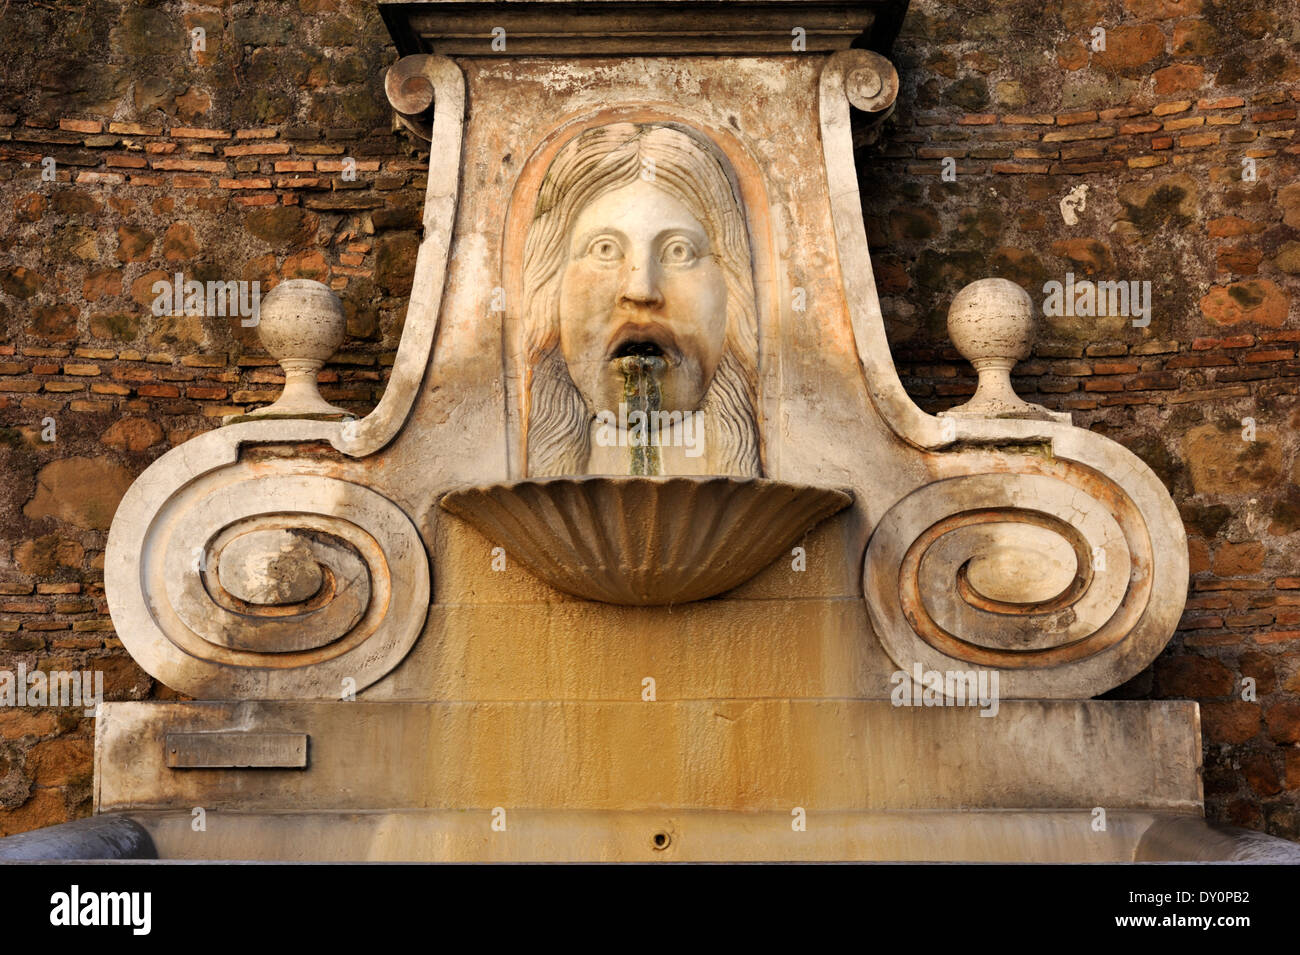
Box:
xmin=618 ymin=354 xmax=666 ymax=475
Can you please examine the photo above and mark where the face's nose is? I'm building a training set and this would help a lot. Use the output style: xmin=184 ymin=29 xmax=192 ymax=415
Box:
xmin=618 ymin=245 xmax=664 ymax=309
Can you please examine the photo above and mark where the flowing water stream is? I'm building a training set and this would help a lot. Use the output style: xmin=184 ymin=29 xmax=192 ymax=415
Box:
xmin=618 ymin=354 xmax=666 ymax=476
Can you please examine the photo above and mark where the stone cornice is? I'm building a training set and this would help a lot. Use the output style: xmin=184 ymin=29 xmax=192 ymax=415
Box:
xmin=379 ymin=0 xmax=911 ymax=57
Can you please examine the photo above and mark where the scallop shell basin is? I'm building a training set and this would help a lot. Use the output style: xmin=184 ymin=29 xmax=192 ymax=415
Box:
xmin=439 ymin=476 xmax=853 ymax=605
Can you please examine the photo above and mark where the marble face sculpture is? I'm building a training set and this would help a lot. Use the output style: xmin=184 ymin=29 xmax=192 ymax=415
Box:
xmin=521 ymin=122 xmax=761 ymax=477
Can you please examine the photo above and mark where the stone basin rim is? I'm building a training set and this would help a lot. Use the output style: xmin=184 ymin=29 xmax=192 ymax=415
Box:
xmin=440 ymin=473 xmax=856 ymax=492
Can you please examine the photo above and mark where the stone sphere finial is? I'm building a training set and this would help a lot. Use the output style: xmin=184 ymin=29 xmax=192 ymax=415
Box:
xmin=237 ymin=279 xmax=351 ymax=421
xmin=944 ymin=278 xmax=1048 ymax=419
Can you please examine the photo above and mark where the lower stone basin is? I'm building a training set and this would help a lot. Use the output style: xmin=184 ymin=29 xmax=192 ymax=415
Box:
xmin=439 ymin=476 xmax=853 ymax=605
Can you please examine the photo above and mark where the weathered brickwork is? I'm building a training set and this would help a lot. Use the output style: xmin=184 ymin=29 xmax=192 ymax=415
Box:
xmin=0 ymin=0 xmax=1297 ymax=839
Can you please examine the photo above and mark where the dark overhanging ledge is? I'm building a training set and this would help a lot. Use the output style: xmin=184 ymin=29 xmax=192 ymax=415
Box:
xmin=379 ymin=0 xmax=913 ymax=58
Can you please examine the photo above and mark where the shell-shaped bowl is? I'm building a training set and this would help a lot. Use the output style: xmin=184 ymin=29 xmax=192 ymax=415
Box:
xmin=439 ymin=476 xmax=853 ymax=605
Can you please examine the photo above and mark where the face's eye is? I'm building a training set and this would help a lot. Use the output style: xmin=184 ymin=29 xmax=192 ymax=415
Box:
xmin=585 ymin=236 xmax=623 ymax=263
xmin=660 ymin=237 xmax=698 ymax=266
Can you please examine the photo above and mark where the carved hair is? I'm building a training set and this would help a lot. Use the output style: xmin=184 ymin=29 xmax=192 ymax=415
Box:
xmin=521 ymin=122 xmax=761 ymax=476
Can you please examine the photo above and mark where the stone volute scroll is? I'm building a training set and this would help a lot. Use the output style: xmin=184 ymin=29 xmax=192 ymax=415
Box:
xmin=818 ymin=50 xmax=1188 ymax=698
xmin=100 ymin=56 xmax=467 ymax=698
xmin=385 ymin=53 xmax=440 ymax=142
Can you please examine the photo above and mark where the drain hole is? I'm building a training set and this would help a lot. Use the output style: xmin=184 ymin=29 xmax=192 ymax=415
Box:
xmin=652 ymin=831 xmax=671 ymax=850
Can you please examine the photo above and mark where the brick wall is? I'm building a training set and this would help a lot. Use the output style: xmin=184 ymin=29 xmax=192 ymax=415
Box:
xmin=1 ymin=0 xmax=1298 ymax=840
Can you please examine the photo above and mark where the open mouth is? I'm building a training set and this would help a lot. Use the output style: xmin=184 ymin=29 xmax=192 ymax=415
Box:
xmin=611 ymin=339 xmax=666 ymax=360
xmin=607 ymin=323 xmax=678 ymax=365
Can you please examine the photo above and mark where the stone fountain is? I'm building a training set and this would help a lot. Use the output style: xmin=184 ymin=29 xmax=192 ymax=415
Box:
xmin=4 ymin=0 xmax=1299 ymax=862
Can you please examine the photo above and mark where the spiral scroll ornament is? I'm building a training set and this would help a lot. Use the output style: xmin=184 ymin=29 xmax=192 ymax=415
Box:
xmin=109 ymin=469 xmax=429 ymax=698
xmin=864 ymin=456 xmax=1186 ymax=699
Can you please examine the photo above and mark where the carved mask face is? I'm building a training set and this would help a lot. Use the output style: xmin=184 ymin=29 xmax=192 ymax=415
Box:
xmin=557 ymin=179 xmax=728 ymax=416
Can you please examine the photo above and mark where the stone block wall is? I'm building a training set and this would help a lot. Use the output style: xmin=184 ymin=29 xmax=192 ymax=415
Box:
xmin=0 ymin=0 xmax=1296 ymax=839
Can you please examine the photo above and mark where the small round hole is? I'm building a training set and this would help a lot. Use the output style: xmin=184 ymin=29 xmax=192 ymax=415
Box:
xmin=651 ymin=831 xmax=671 ymax=850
